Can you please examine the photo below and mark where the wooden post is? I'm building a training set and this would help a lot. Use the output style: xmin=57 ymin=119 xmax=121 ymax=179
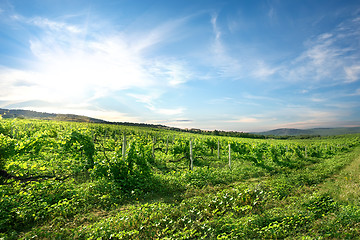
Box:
xmin=166 ymin=136 xmax=169 ymax=154
xmin=152 ymin=136 xmax=156 ymax=158
xmin=217 ymin=140 xmax=220 ymax=160
xmin=228 ymin=143 xmax=231 ymax=170
xmin=13 ymin=126 xmax=16 ymax=139
xmin=122 ymin=134 xmax=127 ymax=161
xmin=190 ymin=140 xmax=193 ymax=171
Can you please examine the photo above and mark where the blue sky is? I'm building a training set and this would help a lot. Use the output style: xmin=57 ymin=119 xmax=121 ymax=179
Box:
xmin=0 ymin=0 xmax=359 ymax=131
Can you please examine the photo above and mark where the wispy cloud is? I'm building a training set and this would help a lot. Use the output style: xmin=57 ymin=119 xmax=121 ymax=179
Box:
xmin=209 ymin=11 xmax=360 ymax=88
xmin=344 ymin=65 xmax=360 ymax=83
xmin=269 ymin=106 xmax=350 ymax=129
xmin=347 ymin=88 xmax=360 ymax=96
xmin=127 ymin=92 xmax=185 ymax=116
xmin=132 ymin=16 xmax=190 ymax=53
xmin=209 ymin=14 xmax=246 ymax=79
xmin=1 ymin=2 xmax=359 ymax=131
xmin=226 ymin=117 xmax=261 ymax=123
xmin=282 ymin=17 xmax=360 ymax=85
xmin=242 ymin=93 xmax=280 ymax=103
xmin=209 ymin=13 xmax=279 ymax=81
xmin=208 ymin=97 xmax=234 ymax=104
xmin=149 ymin=106 xmax=185 ymax=116
xmin=268 ymin=7 xmax=275 ymax=20
xmin=211 ymin=13 xmax=221 ymax=42
xmin=354 ymin=88 xmax=360 ymax=96
xmin=27 ymin=106 xmax=141 ymax=123
xmin=0 ymin=12 xmax=193 ymax=119
xmin=29 ymin=16 xmax=82 ymax=33
xmin=251 ymin=60 xmax=279 ymax=78
xmin=147 ymin=59 xmax=192 ymax=86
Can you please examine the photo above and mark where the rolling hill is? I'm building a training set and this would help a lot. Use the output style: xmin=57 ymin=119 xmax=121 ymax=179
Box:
xmin=0 ymin=108 xmax=107 ymax=123
xmin=257 ymin=127 xmax=360 ymax=136
xmin=1 ymin=108 xmax=359 ymax=137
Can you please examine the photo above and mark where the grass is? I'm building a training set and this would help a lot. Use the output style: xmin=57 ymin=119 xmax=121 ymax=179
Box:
xmin=12 ymin=146 xmax=360 ymax=239
xmin=1 ymin=119 xmax=360 ymax=239
xmin=321 ymin=149 xmax=360 ymax=204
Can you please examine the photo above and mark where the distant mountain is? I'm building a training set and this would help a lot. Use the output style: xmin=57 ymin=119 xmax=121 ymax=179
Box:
xmin=257 ymin=127 xmax=360 ymax=136
xmin=257 ymin=128 xmax=312 ymax=136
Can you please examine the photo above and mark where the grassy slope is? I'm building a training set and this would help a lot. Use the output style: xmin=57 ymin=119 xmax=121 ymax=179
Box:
xmin=2 ymin=119 xmax=359 ymax=239
xmin=283 ymin=147 xmax=360 ymax=239
xmin=321 ymin=149 xmax=360 ymax=204
xmin=17 ymin=146 xmax=360 ymax=239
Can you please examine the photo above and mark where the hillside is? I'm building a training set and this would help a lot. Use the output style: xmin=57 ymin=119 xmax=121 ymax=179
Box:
xmin=2 ymin=108 xmax=359 ymax=137
xmin=257 ymin=127 xmax=360 ymax=136
xmin=0 ymin=108 xmax=190 ymax=131
xmin=0 ymin=108 xmax=265 ymax=138
xmin=0 ymin=108 xmax=106 ymax=123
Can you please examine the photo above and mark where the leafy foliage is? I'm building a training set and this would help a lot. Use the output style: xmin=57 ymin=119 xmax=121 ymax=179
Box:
xmin=62 ymin=130 xmax=95 ymax=169
xmin=0 ymin=134 xmax=15 ymax=170
xmin=0 ymin=119 xmax=360 ymax=239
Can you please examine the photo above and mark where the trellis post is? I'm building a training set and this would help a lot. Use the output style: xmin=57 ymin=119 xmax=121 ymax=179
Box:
xmin=217 ymin=140 xmax=220 ymax=159
xmin=152 ymin=136 xmax=156 ymax=158
xmin=228 ymin=143 xmax=231 ymax=170
xmin=190 ymin=140 xmax=193 ymax=171
xmin=122 ymin=134 xmax=127 ymax=161
xmin=166 ymin=136 xmax=169 ymax=154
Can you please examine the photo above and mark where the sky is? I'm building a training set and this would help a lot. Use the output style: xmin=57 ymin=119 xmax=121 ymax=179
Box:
xmin=0 ymin=0 xmax=359 ymax=132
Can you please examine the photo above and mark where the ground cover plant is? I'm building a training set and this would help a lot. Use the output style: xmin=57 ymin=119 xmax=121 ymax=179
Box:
xmin=0 ymin=119 xmax=360 ymax=239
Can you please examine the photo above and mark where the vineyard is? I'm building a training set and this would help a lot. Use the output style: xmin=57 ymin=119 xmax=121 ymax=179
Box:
xmin=1 ymin=119 xmax=360 ymax=239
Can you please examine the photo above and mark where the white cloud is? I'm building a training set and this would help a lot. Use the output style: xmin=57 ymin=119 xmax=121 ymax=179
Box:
xmin=23 ymin=106 xmax=141 ymax=123
xmin=269 ymin=106 xmax=348 ymax=129
xmin=209 ymin=15 xmax=244 ymax=79
xmin=128 ymin=92 xmax=185 ymax=116
xmin=227 ymin=117 xmax=261 ymax=123
xmin=211 ymin=13 xmax=221 ymax=42
xmin=347 ymin=88 xmax=360 ymax=96
xmin=227 ymin=19 xmax=239 ymax=33
xmin=0 ymin=13 xmax=193 ymax=117
xmin=242 ymin=93 xmax=280 ymax=102
xmin=29 ymin=17 xmax=82 ymax=33
xmin=282 ymin=17 xmax=360 ymax=85
xmin=252 ymin=61 xmax=279 ymax=78
xmin=209 ymin=13 xmax=279 ymax=81
xmin=267 ymin=6 xmax=277 ymax=23
xmin=147 ymin=60 xmax=192 ymax=86
xmin=149 ymin=107 xmax=185 ymax=116
xmin=131 ymin=16 xmax=190 ymax=53
xmin=344 ymin=65 xmax=360 ymax=83
xmin=310 ymin=97 xmax=326 ymax=103
xmin=207 ymin=14 xmax=360 ymax=88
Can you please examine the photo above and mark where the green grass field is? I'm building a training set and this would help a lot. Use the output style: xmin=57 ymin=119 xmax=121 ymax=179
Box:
xmin=1 ymin=119 xmax=360 ymax=239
